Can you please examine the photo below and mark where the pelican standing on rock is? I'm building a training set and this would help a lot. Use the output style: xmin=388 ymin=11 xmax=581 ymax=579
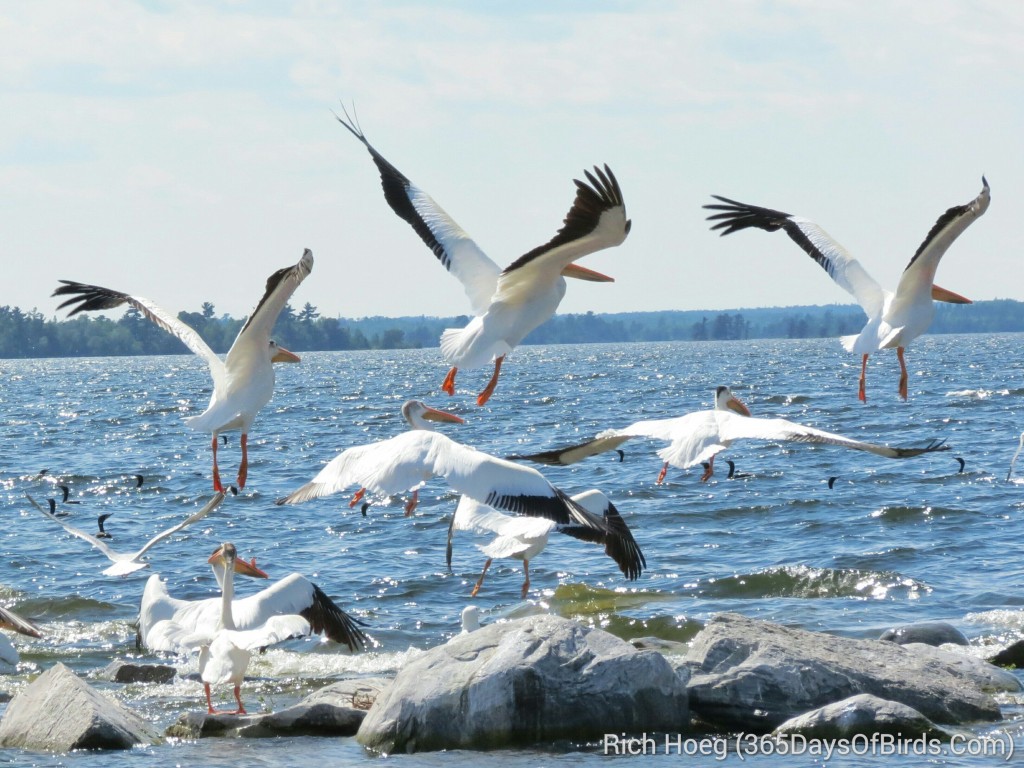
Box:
xmin=171 ymin=543 xmax=312 ymax=715
xmin=511 ymin=386 xmax=950 ymax=482
xmin=336 ymin=109 xmax=631 ymax=405
xmin=52 ymin=249 xmax=314 ymax=492
xmin=703 ymin=179 xmax=990 ymax=401
xmin=139 ymin=550 xmax=367 ymax=654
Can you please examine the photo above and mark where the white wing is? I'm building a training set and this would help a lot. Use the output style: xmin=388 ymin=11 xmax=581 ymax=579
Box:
xmin=27 ymin=492 xmax=224 ymax=576
xmin=716 ymin=411 xmax=950 ymax=459
xmin=0 ymin=605 xmax=42 ymax=639
xmin=492 ymin=165 xmax=630 ymax=308
xmin=281 ymin=431 xmax=644 ymax=578
xmin=280 ymin=431 xmax=575 ymax=519
xmin=705 ymin=196 xmax=886 ymax=319
xmin=337 ymin=113 xmax=501 ymax=315
xmin=224 ymin=249 xmax=314 ymax=366
xmin=222 ymin=615 xmax=312 ymax=652
xmin=453 ymin=496 xmax=556 ymax=539
xmin=131 ymin=492 xmax=226 ymax=560
xmin=892 ymin=177 xmax=990 ymax=310
xmin=51 ymin=282 xmax=227 ymax=389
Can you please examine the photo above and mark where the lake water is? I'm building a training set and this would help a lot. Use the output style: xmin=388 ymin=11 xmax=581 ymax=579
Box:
xmin=1 ymin=333 xmax=1023 ymax=766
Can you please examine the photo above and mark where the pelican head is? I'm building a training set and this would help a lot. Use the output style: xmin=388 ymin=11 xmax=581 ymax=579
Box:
xmin=714 ymin=385 xmax=751 ymax=416
xmin=402 ymin=400 xmax=465 ymax=431
xmin=269 ymin=340 xmax=301 ymax=364
xmin=208 ymin=542 xmax=269 ymax=579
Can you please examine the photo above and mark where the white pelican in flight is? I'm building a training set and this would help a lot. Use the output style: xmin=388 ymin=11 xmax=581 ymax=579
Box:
xmin=27 ymin=492 xmax=225 ymax=576
xmin=336 ymin=109 xmax=630 ymax=406
xmin=704 ymin=179 xmax=990 ymax=401
xmin=52 ymin=249 xmax=314 ymax=492
xmin=511 ymin=386 xmax=949 ymax=482
xmin=447 ymin=489 xmax=632 ymax=598
xmin=277 ymin=432 xmax=645 ymax=581
xmin=157 ymin=543 xmax=313 ymax=714
xmin=353 ymin=399 xmax=465 ymax=514
xmin=0 ymin=605 xmax=43 ymax=668
xmin=139 ymin=548 xmax=367 ymax=655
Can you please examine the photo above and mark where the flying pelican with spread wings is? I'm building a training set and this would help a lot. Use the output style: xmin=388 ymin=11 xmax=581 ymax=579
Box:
xmin=336 ymin=108 xmax=630 ymax=405
xmin=704 ymin=180 xmax=990 ymax=401
xmin=511 ymin=386 xmax=949 ymax=482
xmin=52 ymin=249 xmax=313 ymax=491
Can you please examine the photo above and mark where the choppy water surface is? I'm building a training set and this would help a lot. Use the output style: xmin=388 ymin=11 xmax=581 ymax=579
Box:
xmin=1 ymin=333 xmax=1023 ymax=766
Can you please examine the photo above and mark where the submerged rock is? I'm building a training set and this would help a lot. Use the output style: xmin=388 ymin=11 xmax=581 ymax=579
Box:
xmin=684 ymin=613 xmax=1001 ymax=731
xmin=166 ymin=677 xmax=389 ymax=739
xmin=0 ymin=663 xmax=161 ymax=751
xmin=357 ymin=614 xmax=689 ymax=753
xmin=988 ymin=639 xmax=1024 ymax=669
xmin=773 ymin=694 xmax=950 ymax=740
xmin=879 ymin=621 xmax=969 ymax=647
xmin=100 ymin=660 xmax=176 ymax=684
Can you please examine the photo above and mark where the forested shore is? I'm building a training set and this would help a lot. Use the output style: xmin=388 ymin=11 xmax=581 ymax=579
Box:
xmin=1 ymin=298 xmax=1021 ymax=359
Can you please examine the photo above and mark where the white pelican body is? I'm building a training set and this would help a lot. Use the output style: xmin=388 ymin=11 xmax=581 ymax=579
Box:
xmin=278 ymin=431 xmax=645 ymax=581
xmin=514 ymin=386 xmax=949 ymax=482
xmin=337 ymin=110 xmax=631 ymax=405
xmin=352 ymin=400 xmax=465 ymax=514
xmin=0 ymin=605 xmax=43 ymax=668
xmin=705 ymin=179 xmax=990 ymax=401
xmin=53 ymin=249 xmax=314 ymax=491
xmin=139 ymin=564 xmax=366 ymax=654
xmin=27 ymin=492 xmax=225 ymax=576
xmin=166 ymin=543 xmax=311 ymax=714
xmin=449 ymin=488 xmax=626 ymax=598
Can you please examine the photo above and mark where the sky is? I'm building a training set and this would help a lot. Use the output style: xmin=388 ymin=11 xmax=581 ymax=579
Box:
xmin=2 ymin=1 xmax=1021 ymax=322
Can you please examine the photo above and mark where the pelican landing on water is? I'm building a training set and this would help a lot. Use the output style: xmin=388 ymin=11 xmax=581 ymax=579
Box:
xmin=511 ymin=386 xmax=950 ymax=482
xmin=704 ymin=179 xmax=990 ymax=402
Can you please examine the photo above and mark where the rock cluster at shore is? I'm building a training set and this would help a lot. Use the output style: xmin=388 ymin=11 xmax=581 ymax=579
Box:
xmin=0 ymin=612 xmax=1018 ymax=753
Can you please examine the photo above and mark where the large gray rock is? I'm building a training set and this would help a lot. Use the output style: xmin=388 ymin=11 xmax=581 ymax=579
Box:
xmin=773 ymin=694 xmax=949 ymax=740
xmin=357 ymin=614 xmax=689 ymax=753
xmin=899 ymin=644 xmax=1021 ymax=693
xmin=685 ymin=613 xmax=1001 ymax=731
xmin=0 ymin=663 xmax=161 ymax=751
xmin=166 ymin=677 xmax=390 ymax=739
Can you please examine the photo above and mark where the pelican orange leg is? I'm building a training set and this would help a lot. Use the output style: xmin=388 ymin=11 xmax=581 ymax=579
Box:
xmin=476 ymin=355 xmax=505 ymax=406
xmin=404 ymin=490 xmax=419 ymax=516
xmin=442 ymin=367 xmax=458 ymax=396
xmin=471 ymin=558 xmax=493 ymax=597
xmin=700 ymin=456 xmax=715 ymax=482
xmin=236 ymin=433 xmax=249 ymax=490
xmin=211 ymin=436 xmax=224 ymax=493
xmin=348 ymin=488 xmax=366 ymax=508
xmin=858 ymin=354 xmax=869 ymax=403
xmin=897 ymin=346 xmax=909 ymax=400
xmin=656 ymin=462 xmax=670 ymax=484
xmin=520 ymin=560 xmax=531 ymax=599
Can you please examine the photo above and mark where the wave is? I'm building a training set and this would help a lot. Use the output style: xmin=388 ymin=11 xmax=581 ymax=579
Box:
xmin=692 ymin=565 xmax=930 ymax=600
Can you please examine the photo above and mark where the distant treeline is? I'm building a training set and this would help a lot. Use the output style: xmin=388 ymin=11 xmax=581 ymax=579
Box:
xmin=2 ymin=299 xmax=1022 ymax=360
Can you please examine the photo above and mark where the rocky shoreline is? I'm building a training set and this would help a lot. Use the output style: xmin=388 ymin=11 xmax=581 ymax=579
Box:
xmin=0 ymin=612 xmax=1019 ymax=754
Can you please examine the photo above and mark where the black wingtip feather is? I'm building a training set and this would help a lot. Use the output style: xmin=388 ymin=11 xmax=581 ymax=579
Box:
xmin=504 ymin=163 xmax=628 ymax=274
xmin=300 ymin=583 xmax=369 ymax=653
xmin=51 ymin=281 xmax=131 ymax=317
